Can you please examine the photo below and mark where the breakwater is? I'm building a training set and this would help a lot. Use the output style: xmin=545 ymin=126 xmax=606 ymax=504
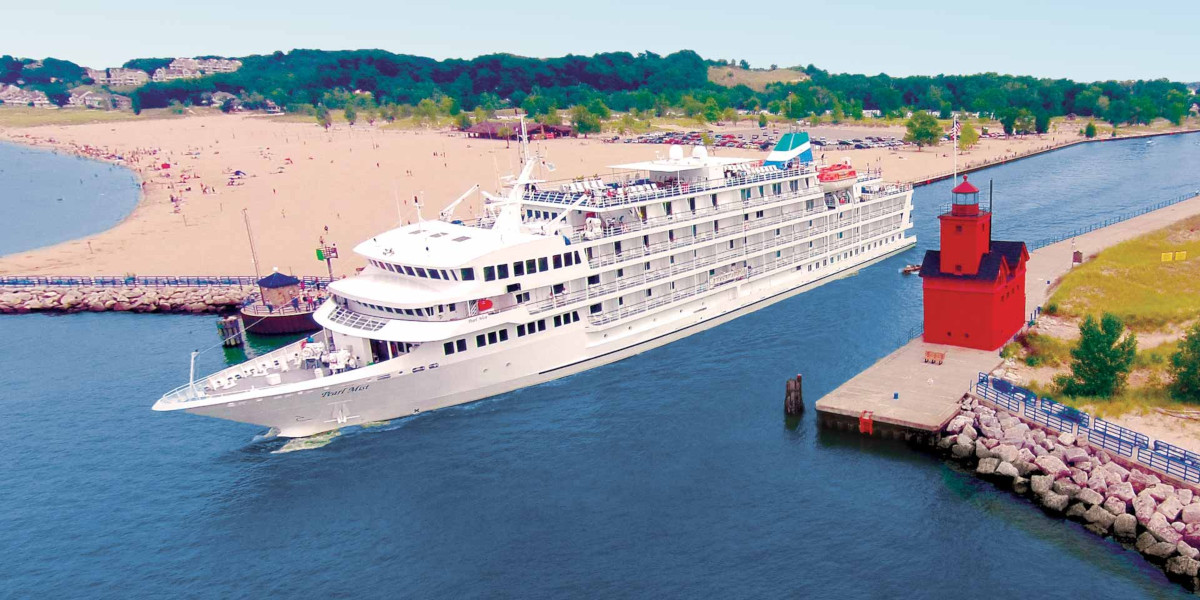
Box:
xmin=940 ymin=380 xmax=1200 ymax=593
xmin=0 ymin=285 xmax=252 ymax=314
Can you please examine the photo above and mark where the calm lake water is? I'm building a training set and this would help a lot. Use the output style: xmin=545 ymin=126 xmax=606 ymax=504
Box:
xmin=0 ymin=141 xmax=140 ymax=257
xmin=2 ymin=133 xmax=1199 ymax=598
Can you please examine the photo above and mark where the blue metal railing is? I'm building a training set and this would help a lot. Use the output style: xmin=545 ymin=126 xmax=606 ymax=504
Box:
xmin=1040 ymin=397 xmax=1090 ymax=430
xmin=1137 ymin=447 xmax=1200 ymax=483
xmin=974 ymin=375 xmax=1022 ymax=413
xmin=1092 ymin=430 xmax=1138 ymax=458
xmin=1091 ymin=418 xmax=1150 ymax=450
xmin=1023 ymin=400 xmax=1076 ymax=434
xmin=1030 ymin=190 xmax=1199 ymax=250
xmin=1153 ymin=440 xmax=1200 ymax=466
xmin=0 ymin=275 xmax=333 ymax=289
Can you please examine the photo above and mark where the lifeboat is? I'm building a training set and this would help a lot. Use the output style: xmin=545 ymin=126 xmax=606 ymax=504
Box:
xmin=817 ymin=161 xmax=857 ymax=192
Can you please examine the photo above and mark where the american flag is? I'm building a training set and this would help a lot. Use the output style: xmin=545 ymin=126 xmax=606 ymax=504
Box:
xmin=951 ymin=115 xmax=961 ymax=139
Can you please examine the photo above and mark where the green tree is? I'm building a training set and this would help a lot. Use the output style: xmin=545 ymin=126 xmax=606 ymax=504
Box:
xmin=571 ymin=104 xmax=601 ymax=137
xmin=1171 ymin=322 xmax=1200 ymax=402
xmin=957 ymin=122 xmax=979 ymax=149
xmin=738 ymin=59 xmax=750 ymax=69
xmin=455 ymin=112 xmax=472 ymax=129
xmin=413 ymin=98 xmax=438 ymax=125
xmin=1034 ymin=110 xmax=1051 ymax=134
xmin=1084 ymin=121 xmax=1097 ymax=138
xmin=586 ymin=98 xmax=611 ymax=121
xmin=849 ymin=100 xmax=864 ymax=121
xmin=343 ymin=105 xmax=357 ymax=126
xmin=721 ymin=107 xmax=738 ymax=124
xmin=315 ymin=105 xmax=331 ymax=129
xmin=830 ymin=98 xmax=845 ymax=124
xmin=903 ymin=111 xmax=941 ymax=149
xmin=757 ymin=113 xmax=768 ymax=128
xmin=702 ymin=98 xmax=721 ymax=123
xmin=1013 ymin=109 xmax=1036 ymax=134
xmin=497 ymin=125 xmax=514 ymax=148
xmin=1054 ymin=313 xmax=1138 ymax=397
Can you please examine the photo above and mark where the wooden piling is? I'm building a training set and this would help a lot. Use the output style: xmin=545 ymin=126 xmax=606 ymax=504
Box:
xmin=785 ymin=374 xmax=804 ymax=415
xmin=217 ymin=315 xmax=244 ymax=347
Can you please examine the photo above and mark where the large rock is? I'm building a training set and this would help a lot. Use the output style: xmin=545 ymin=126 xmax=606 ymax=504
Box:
xmin=1146 ymin=541 xmax=1179 ymax=561
xmin=1182 ymin=503 xmax=1200 ymax=525
xmin=1031 ymin=475 xmax=1054 ymax=495
xmin=1185 ymin=523 xmax=1200 ymax=547
xmin=959 ymin=425 xmax=978 ymax=441
xmin=1018 ymin=447 xmax=1037 ymax=463
xmin=976 ymin=458 xmax=1000 ymax=476
xmin=1130 ymin=469 xmax=1161 ymax=492
xmin=1159 ymin=496 xmax=1184 ymax=521
xmin=1076 ymin=488 xmax=1105 ymax=507
xmin=955 ymin=432 xmax=974 ymax=447
xmin=994 ymin=444 xmax=1020 ymax=464
xmin=1114 ymin=514 xmax=1138 ymax=541
xmin=946 ymin=414 xmax=972 ymax=434
xmin=1065 ymin=502 xmax=1088 ymax=520
xmin=1085 ymin=504 xmax=1117 ymax=531
xmin=1149 ymin=483 xmax=1177 ymax=502
xmin=1135 ymin=496 xmax=1159 ymax=524
xmin=1058 ymin=432 xmax=1077 ymax=446
xmin=1086 ymin=471 xmax=1108 ymax=494
xmin=1035 ymin=455 xmax=1071 ymax=479
xmin=1070 ymin=469 xmax=1089 ymax=486
xmin=1053 ymin=480 xmax=1082 ymax=499
xmin=1178 ymin=489 xmax=1194 ymax=505
xmin=996 ymin=461 xmax=1020 ymax=480
xmin=1179 ymin=541 xmax=1200 ymax=560
xmin=1013 ymin=477 xmax=1030 ymax=495
xmin=1109 ymin=481 xmax=1136 ymax=503
xmin=939 ymin=435 xmax=956 ymax=450
xmin=1150 ymin=513 xmax=1184 ymax=544
xmin=975 ymin=440 xmax=996 ymax=460
xmin=951 ymin=444 xmax=973 ymax=459
xmin=1062 ymin=446 xmax=1089 ymax=465
xmin=1013 ymin=460 xmax=1037 ymax=477
xmin=1040 ymin=491 xmax=1070 ymax=513
xmin=1166 ymin=556 xmax=1200 ymax=579
xmin=1103 ymin=497 xmax=1128 ymax=517
xmin=1137 ymin=532 xmax=1160 ymax=553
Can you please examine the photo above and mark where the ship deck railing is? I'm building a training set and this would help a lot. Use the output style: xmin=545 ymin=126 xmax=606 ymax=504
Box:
xmin=586 ymin=225 xmax=903 ymax=327
xmin=520 ymin=165 xmax=885 ymax=211
xmin=158 ymin=338 xmax=339 ymax=405
xmin=585 ymin=193 xmax=905 ymax=269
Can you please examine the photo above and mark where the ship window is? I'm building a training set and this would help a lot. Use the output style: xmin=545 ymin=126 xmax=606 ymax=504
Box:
xmin=688 ymin=198 xmax=696 ymax=211
xmin=644 ymin=262 xmax=650 ymax=271
xmin=591 ymin=303 xmax=602 ymax=314
xmin=514 ymin=262 xmax=525 ymax=276
xmin=461 ymin=268 xmax=475 ymax=281
xmin=403 ymin=266 xmax=416 ymax=276
xmin=507 ymin=283 xmax=521 ymax=293
xmin=526 ymin=259 xmax=536 ymax=273
xmin=438 ymin=305 xmax=444 ymax=313
xmin=498 ymin=264 xmax=509 ymax=279
xmin=476 ymin=334 xmax=486 ymax=347
xmin=488 ymin=331 xmax=498 ymax=344
xmin=588 ymin=275 xmax=600 ymax=285
xmin=565 ymin=253 xmax=574 ymax=267
xmin=572 ymin=311 xmax=579 ymax=322
xmin=756 ymin=210 xmax=764 ymax=218
xmin=449 ymin=303 xmax=456 ymax=311
xmin=444 ymin=342 xmax=455 ymax=355
xmin=554 ymin=315 xmax=562 ymax=327
xmin=744 ymin=214 xmax=749 ymax=222
xmin=456 ymin=339 xmax=466 ymax=352
xmin=499 ymin=329 xmax=509 ymax=342
xmin=617 ymin=269 xmax=624 ymax=278
xmin=538 ymin=257 xmax=549 ymax=271
xmin=442 ymin=270 xmax=451 ymax=280
xmin=646 ymin=290 xmax=652 ymax=297
xmin=484 ymin=266 xmax=495 ymax=281
xmin=517 ymin=324 xmax=526 ymax=337
xmin=553 ymin=283 xmax=565 ymax=295
xmin=553 ymin=255 xmax=563 ymax=269
xmin=430 ymin=270 xmax=442 ymax=280
xmin=415 ymin=267 xmax=428 ymax=278
xmin=538 ymin=320 xmax=546 ymax=332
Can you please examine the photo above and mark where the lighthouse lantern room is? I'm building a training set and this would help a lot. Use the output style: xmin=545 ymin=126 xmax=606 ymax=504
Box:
xmin=919 ymin=176 xmax=1029 ymax=351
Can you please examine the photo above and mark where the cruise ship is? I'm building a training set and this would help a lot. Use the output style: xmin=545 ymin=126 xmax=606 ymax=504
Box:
xmin=155 ymin=129 xmax=916 ymax=437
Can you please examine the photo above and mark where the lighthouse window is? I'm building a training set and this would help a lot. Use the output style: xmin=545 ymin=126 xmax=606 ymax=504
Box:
xmin=461 ymin=268 xmax=475 ymax=281
xmin=956 ymin=225 xmax=963 ymax=232
xmin=484 ymin=266 xmax=496 ymax=281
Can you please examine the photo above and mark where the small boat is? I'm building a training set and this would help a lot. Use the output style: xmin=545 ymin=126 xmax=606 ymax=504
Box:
xmin=817 ymin=160 xmax=857 ymax=192
xmin=901 ymin=264 xmax=921 ymax=275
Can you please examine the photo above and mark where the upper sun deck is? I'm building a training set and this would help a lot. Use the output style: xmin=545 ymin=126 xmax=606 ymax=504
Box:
xmin=355 ymin=219 xmax=547 ymax=269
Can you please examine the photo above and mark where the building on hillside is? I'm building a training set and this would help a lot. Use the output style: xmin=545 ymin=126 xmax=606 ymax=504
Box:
xmin=68 ymin=89 xmax=107 ymax=109
xmin=0 ymin=85 xmax=52 ymax=107
xmin=87 ymin=67 xmax=149 ymax=87
xmin=152 ymin=67 xmax=198 ymax=82
xmin=110 ymin=95 xmax=132 ymax=110
xmin=919 ymin=176 xmax=1029 ymax=351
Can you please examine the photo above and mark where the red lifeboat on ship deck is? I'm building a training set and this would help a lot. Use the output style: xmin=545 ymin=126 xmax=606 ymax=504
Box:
xmin=817 ymin=161 xmax=857 ymax=192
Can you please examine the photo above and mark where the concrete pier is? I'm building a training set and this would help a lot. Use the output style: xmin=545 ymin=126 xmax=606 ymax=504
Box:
xmin=815 ymin=192 xmax=1200 ymax=439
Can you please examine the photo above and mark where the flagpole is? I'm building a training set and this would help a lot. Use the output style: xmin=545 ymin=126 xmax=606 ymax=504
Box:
xmin=952 ymin=115 xmax=958 ymax=186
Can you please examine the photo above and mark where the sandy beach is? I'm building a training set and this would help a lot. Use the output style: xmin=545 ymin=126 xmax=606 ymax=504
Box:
xmin=0 ymin=111 xmax=1174 ymax=276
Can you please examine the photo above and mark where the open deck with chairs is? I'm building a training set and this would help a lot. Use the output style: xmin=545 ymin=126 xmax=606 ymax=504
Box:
xmin=815 ymin=337 xmax=1002 ymax=437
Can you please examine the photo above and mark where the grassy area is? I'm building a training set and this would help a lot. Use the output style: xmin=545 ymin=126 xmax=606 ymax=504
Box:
xmin=707 ymin=66 xmax=809 ymax=91
xmin=0 ymin=106 xmax=175 ymax=127
xmin=1048 ymin=214 xmax=1200 ymax=331
xmin=1053 ymin=386 xmax=1189 ymax=419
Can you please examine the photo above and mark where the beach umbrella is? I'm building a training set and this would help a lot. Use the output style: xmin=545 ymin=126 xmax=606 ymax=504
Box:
xmin=161 ymin=162 xmax=171 ymax=169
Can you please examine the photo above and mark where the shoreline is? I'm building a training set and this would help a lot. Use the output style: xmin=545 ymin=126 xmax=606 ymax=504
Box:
xmin=0 ymin=114 xmax=1196 ymax=277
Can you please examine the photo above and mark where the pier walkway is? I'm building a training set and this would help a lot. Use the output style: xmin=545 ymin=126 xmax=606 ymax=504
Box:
xmin=816 ymin=191 xmax=1200 ymax=437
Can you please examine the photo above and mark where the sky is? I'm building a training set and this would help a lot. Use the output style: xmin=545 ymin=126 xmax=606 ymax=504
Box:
xmin=8 ymin=0 xmax=1199 ymax=82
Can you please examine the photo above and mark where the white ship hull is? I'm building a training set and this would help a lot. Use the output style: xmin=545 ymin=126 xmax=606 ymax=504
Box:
xmin=176 ymin=235 xmax=914 ymax=437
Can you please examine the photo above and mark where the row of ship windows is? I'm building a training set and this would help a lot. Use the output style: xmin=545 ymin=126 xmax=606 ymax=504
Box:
xmin=358 ymin=300 xmax=457 ymax=317
xmin=483 ymin=251 xmax=584 ymax=281
xmin=369 ymin=260 xmax=478 ymax=282
xmin=441 ymin=312 xmax=581 ymax=356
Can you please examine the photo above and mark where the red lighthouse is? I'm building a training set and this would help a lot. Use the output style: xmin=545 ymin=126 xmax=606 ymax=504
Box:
xmin=919 ymin=176 xmax=1029 ymax=351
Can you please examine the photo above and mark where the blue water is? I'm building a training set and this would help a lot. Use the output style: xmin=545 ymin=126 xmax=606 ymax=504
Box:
xmin=0 ymin=141 xmax=140 ymax=257
xmin=2 ymin=134 xmax=1199 ymax=598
